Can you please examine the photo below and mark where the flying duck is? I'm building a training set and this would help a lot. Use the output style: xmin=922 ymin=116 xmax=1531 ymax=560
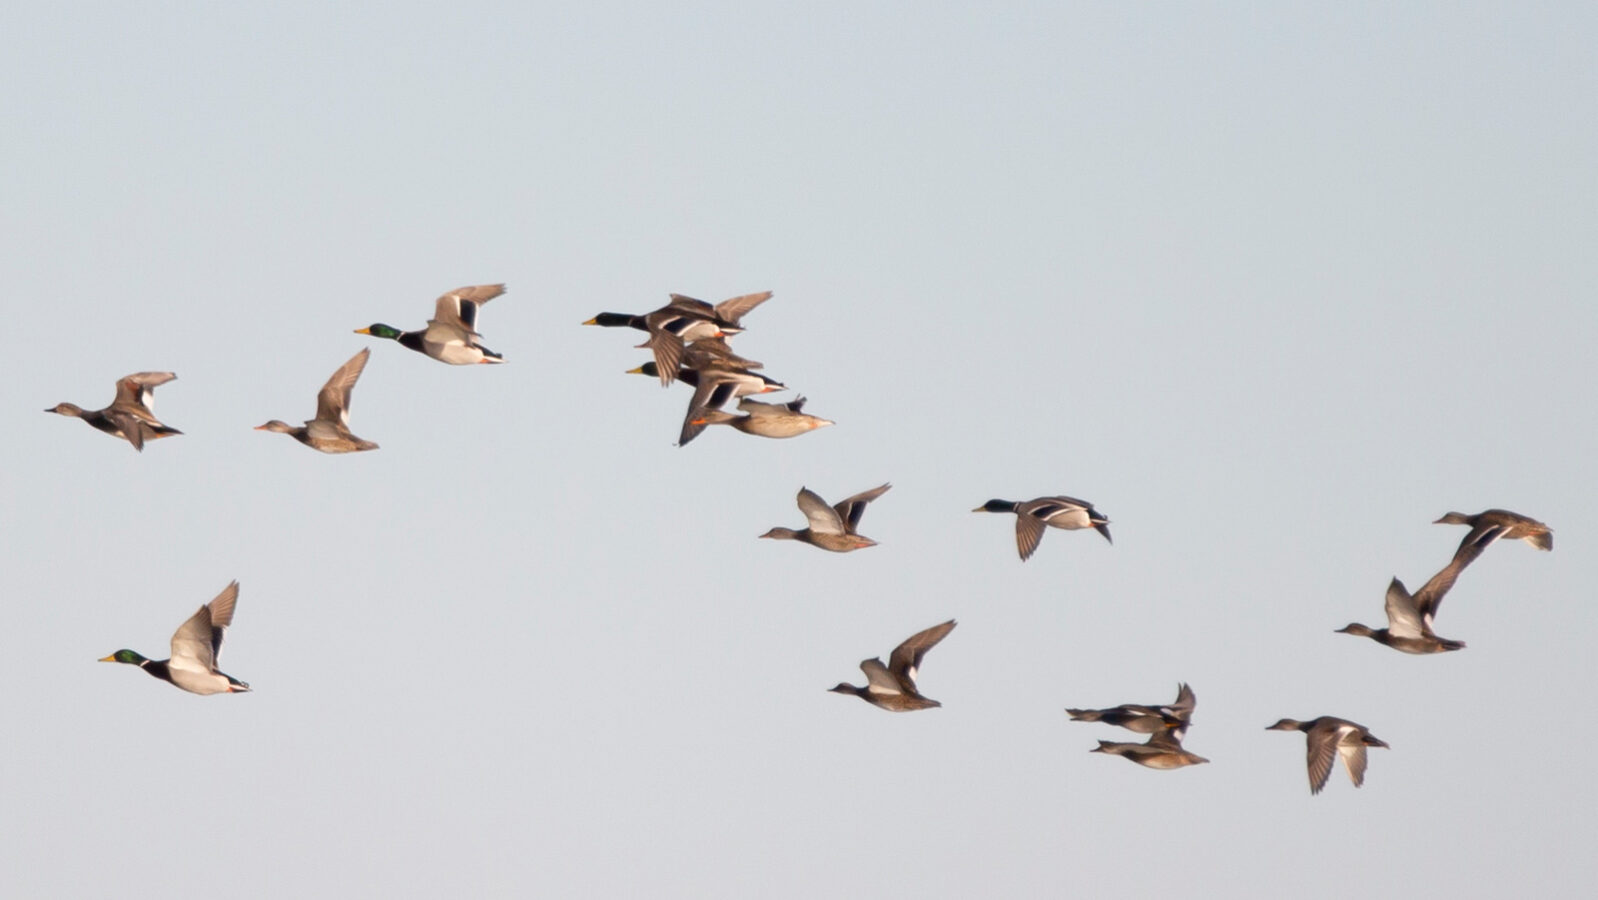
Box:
xmin=829 ymin=619 xmax=956 ymax=712
xmin=45 ymin=371 xmax=183 ymax=451
xmin=357 ymin=283 xmax=507 ymax=364
xmin=1067 ymin=683 xmax=1196 ymax=737
xmin=1435 ymin=508 xmax=1552 ymax=552
xmin=255 ymin=348 xmax=379 ymax=453
xmin=972 ymin=496 xmax=1112 ymax=561
xmin=1266 ymin=717 xmax=1389 ymax=794
xmin=99 ymin=581 xmax=251 ymax=695
xmin=1335 ymin=524 xmax=1501 ymax=653
xmin=691 ymin=396 xmax=833 ymax=439
xmin=761 ymin=483 xmax=890 ymax=552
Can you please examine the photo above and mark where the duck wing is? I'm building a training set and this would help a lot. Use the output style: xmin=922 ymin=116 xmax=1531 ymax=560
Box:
xmin=1304 ymin=722 xmax=1345 ymax=794
xmin=796 ymin=488 xmax=846 ymax=535
xmin=315 ymin=348 xmax=370 ymax=427
xmin=832 ymin=483 xmax=891 ymax=534
xmin=111 ymin=371 xmax=176 ymax=421
xmin=169 ymin=580 xmax=239 ymax=675
xmin=431 ymin=284 xmax=506 ymax=333
xmin=683 ymin=336 xmax=762 ymax=370
xmin=1382 ymin=578 xmax=1427 ymax=638
xmin=710 ymin=291 xmax=771 ymax=328
xmin=858 ymin=658 xmax=903 ymax=696
xmin=1413 ymin=524 xmax=1501 ymax=622
xmin=678 ymin=376 xmax=741 ymax=446
xmin=1336 ymin=731 xmax=1372 ymax=788
xmin=1164 ymin=683 xmax=1196 ymax=724
xmin=1013 ymin=512 xmax=1047 ymax=561
xmin=887 ymin=619 xmax=957 ymax=692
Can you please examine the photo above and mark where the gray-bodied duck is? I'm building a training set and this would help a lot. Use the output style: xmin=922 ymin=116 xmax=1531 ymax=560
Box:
xmin=1335 ymin=524 xmax=1501 ymax=654
xmin=357 ymin=283 xmax=507 ymax=364
xmin=829 ymin=619 xmax=956 ymax=712
xmin=1266 ymin=717 xmax=1388 ymax=794
xmin=761 ymin=483 xmax=890 ymax=552
xmin=585 ymin=291 xmax=771 ymax=385
xmin=972 ymin=496 xmax=1112 ymax=561
xmin=692 ymin=395 xmax=833 ymax=439
xmin=1435 ymin=508 xmax=1553 ymax=552
xmin=100 ymin=581 xmax=251 ymax=695
xmin=46 ymin=371 xmax=183 ymax=451
xmin=1068 ymin=683 xmax=1195 ymax=737
xmin=1089 ymin=728 xmax=1209 ymax=769
xmin=255 ymin=348 xmax=379 ymax=453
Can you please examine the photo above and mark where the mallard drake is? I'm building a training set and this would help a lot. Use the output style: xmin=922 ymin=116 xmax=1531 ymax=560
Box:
xmin=1089 ymin=728 xmax=1209 ymax=769
xmin=356 ymin=283 xmax=507 ymax=364
xmin=100 ymin=581 xmax=251 ymax=695
xmin=1335 ymin=525 xmax=1501 ymax=654
xmin=1435 ymin=508 xmax=1553 ymax=552
xmin=829 ymin=619 xmax=956 ymax=712
xmin=1067 ymin=683 xmax=1195 ymax=737
xmin=585 ymin=292 xmax=771 ymax=385
xmin=972 ymin=496 xmax=1112 ymax=561
xmin=761 ymin=483 xmax=890 ymax=552
xmin=1266 ymin=717 xmax=1388 ymax=794
xmin=46 ymin=371 xmax=183 ymax=451
xmin=255 ymin=348 xmax=379 ymax=453
xmin=691 ymin=396 xmax=833 ymax=439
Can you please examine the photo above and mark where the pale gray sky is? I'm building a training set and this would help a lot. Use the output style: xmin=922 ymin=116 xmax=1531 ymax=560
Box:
xmin=3 ymin=3 xmax=1594 ymax=897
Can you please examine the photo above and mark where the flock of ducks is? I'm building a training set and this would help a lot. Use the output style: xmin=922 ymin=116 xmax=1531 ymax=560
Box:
xmin=56 ymin=284 xmax=1556 ymax=795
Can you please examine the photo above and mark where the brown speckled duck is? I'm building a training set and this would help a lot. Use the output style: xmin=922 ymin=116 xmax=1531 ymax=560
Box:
xmin=692 ymin=396 xmax=833 ymax=439
xmin=1435 ymin=508 xmax=1552 ymax=552
xmin=1335 ymin=524 xmax=1501 ymax=654
xmin=255 ymin=348 xmax=379 ymax=453
xmin=1089 ymin=728 xmax=1208 ymax=769
xmin=1266 ymin=716 xmax=1388 ymax=794
xmin=829 ymin=620 xmax=956 ymax=712
xmin=761 ymin=484 xmax=890 ymax=552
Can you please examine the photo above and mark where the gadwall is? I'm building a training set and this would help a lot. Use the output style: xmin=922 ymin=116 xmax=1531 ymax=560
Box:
xmin=46 ymin=371 xmax=183 ymax=451
xmin=1266 ymin=717 xmax=1388 ymax=794
xmin=1435 ymin=508 xmax=1552 ymax=552
xmin=1089 ymin=728 xmax=1208 ymax=769
xmin=829 ymin=619 xmax=956 ymax=712
xmin=1068 ymin=683 xmax=1195 ymax=737
xmin=1335 ymin=525 xmax=1500 ymax=653
xmin=255 ymin=348 xmax=379 ymax=453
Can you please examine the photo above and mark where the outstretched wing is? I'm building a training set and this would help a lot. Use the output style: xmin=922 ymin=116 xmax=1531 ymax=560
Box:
xmin=1383 ymin=578 xmax=1426 ymax=637
xmin=315 ymin=348 xmax=370 ymax=426
xmin=712 ymin=291 xmax=772 ymax=328
xmin=112 ymin=372 xmax=177 ymax=418
xmin=833 ymin=484 xmax=891 ymax=534
xmin=796 ymin=488 xmax=845 ymax=535
xmin=1014 ymin=513 xmax=1046 ymax=561
xmin=169 ymin=581 xmax=239 ymax=674
xmin=433 ymin=284 xmax=506 ymax=332
xmin=887 ymin=620 xmax=957 ymax=690
xmin=1413 ymin=524 xmax=1502 ymax=621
